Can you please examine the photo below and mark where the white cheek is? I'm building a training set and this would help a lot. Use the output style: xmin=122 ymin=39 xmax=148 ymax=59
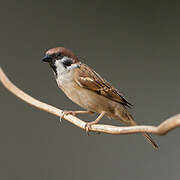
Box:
xmin=55 ymin=60 xmax=73 ymax=85
xmin=55 ymin=58 xmax=80 ymax=76
xmin=54 ymin=57 xmax=80 ymax=86
xmin=55 ymin=60 xmax=66 ymax=75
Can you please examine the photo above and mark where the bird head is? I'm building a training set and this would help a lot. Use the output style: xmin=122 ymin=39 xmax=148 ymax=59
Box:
xmin=42 ymin=47 xmax=80 ymax=77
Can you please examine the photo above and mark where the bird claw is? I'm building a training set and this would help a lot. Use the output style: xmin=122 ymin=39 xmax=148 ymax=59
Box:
xmin=63 ymin=110 xmax=77 ymax=116
xmin=59 ymin=116 xmax=63 ymax=124
xmin=59 ymin=110 xmax=77 ymax=124
xmin=62 ymin=110 xmax=76 ymax=117
xmin=85 ymin=123 xmax=91 ymax=135
xmin=85 ymin=123 xmax=101 ymax=136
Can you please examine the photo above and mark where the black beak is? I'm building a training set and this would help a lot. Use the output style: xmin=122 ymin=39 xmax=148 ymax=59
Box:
xmin=42 ymin=55 xmax=52 ymax=63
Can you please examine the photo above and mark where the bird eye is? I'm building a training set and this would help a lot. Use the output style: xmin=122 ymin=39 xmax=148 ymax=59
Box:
xmin=62 ymin=59 xmax=73 ymax=67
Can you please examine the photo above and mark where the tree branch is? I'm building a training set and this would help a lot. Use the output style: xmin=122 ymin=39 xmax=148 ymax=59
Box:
xmin=0 ymin=66 xmax=180 ymax=135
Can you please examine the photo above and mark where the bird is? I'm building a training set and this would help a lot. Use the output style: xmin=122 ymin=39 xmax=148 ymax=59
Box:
xmin=42 ymin=47 xmax=158 ymax=149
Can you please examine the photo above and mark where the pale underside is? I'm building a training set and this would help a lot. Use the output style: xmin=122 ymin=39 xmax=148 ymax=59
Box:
xmin=55 ymin=62 xmax=133 ymax=125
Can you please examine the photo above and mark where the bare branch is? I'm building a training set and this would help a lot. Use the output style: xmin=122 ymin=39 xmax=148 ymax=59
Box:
xmin=0 ymin=67 xmax=180 ymax=135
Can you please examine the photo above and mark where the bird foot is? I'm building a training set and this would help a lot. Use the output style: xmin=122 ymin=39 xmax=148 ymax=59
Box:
xmin=84 ymin=111 xmax=105 ymax=135
xmin=62 ymin=110 xmax=77 ymax=116
xmin=85 ymin=122 xmax=92 ymax=134
xmin=60 ymin=110 xmax=77 ymax=123
xmin=85 ymin=122 xmax=101 ymax=136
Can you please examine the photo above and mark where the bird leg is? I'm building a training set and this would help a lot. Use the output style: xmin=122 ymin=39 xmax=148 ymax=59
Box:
xmin=62 ymin=110 xmax=94 ymax=116
xmin=85 ymin=111 xmax=106 ymax=133
xmin=60 ymin=110 xmax=94 ymax=123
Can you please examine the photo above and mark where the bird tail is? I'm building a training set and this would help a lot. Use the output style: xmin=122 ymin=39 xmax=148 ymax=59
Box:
xmin=124 ymin=112 xmax=159 ymax=149
xmin=142 ymin=132 xmax=159 ymax=149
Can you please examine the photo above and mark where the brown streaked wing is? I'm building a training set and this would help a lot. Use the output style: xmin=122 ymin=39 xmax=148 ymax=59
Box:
xmin=74 ymin=64 xmax=132 ymax=108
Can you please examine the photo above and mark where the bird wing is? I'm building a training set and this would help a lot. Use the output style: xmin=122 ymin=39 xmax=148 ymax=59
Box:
xmin=74 ymin=63 xmax=132 ymax=108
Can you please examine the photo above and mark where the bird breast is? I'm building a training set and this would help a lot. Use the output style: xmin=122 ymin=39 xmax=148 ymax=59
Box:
xmin=56 ymin=71 xmax=118 ymax=116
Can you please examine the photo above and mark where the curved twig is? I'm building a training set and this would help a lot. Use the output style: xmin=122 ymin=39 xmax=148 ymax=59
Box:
xmin=0 ymin=66 xmax=180 ymax=135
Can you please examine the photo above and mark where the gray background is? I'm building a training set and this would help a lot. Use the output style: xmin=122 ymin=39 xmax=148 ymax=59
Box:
xmin=0 ymin=0 xmax=180 ymax=179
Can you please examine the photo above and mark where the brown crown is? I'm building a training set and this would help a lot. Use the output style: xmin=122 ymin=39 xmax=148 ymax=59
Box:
xmin=46 ymin=47 xmax=79 ymax=63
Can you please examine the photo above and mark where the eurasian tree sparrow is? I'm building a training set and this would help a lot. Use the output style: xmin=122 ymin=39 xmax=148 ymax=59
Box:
xmin=42 ymin=47 xmax=158 ymax=149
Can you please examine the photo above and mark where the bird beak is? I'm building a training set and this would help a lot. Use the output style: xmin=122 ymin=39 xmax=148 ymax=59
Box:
xmin=42 ymin=55 xmax=52 ymax=63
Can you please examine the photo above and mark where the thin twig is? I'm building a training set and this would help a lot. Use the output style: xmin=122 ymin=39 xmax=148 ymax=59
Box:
xmin=0 ymin=66 xmax=180 ymax=135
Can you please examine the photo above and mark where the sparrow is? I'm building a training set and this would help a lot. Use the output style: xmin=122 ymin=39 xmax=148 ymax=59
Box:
xmin=42 ymin=47 xmax=158 ymax=149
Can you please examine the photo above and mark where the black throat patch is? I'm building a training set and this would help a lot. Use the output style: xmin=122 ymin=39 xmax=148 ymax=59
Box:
xmin=49 ymin=62 xmax=57 ymax=77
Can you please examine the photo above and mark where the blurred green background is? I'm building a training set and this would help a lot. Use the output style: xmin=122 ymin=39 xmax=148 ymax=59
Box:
xmin=1 ymin=0 xmax=180 ymax=179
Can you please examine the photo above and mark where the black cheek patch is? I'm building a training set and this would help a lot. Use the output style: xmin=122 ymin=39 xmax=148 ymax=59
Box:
xmin=62 ymin=59 xmax=73 ymax=67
